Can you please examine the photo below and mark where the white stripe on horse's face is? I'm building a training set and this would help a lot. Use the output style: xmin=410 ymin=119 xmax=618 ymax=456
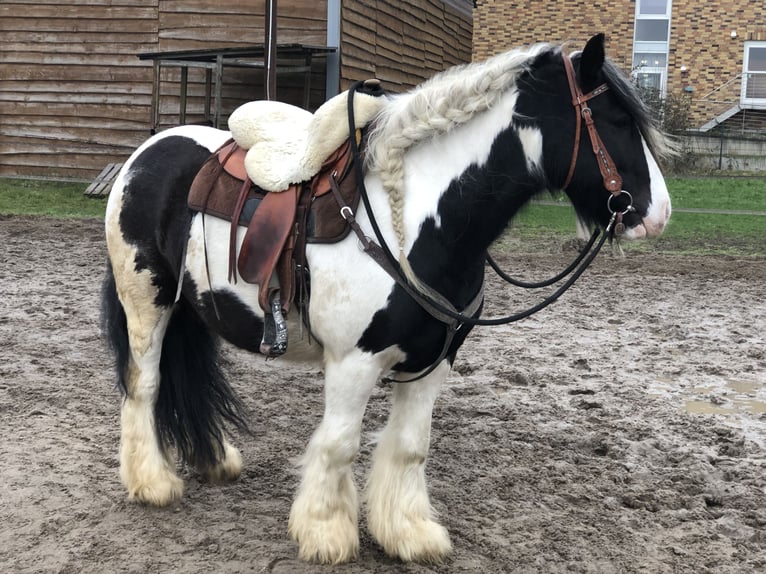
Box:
xmin=623 ymin=138 xmax=672 ymax=240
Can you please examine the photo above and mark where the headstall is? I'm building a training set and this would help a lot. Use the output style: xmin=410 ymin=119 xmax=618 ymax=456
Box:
xmin=561 ymin=53 xmax=634 ymax=233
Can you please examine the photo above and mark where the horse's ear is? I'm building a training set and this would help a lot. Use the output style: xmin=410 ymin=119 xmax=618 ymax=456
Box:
xmin=580 ymin=34 xmax=606 ymax=84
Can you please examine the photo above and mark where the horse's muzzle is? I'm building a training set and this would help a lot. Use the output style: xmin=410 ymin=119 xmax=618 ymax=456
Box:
xmin=624 ymin=197 xmax=671 ymax=239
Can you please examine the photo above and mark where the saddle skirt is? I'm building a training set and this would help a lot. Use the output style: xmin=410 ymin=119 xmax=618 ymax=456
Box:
xmin=228 ymin=79 xmax=385 ymax=192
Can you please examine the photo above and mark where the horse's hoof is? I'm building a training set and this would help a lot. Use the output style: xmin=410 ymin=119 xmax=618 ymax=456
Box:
xmin=369 ymin=516 xmax=452 ymax=563
xmin=288 ymin=511 xmax=359 ymax=564
xmin=126 ymin=472 xmax=184 ymax=507
xmin=200 ymin=442 xmax=242 ymax=482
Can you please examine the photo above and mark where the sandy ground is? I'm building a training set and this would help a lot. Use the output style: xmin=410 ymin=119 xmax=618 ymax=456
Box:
xmin=1 ymin=215 xmax=764 ymax=574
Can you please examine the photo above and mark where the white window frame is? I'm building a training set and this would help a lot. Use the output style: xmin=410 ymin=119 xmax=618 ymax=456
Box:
xmin=632 ymin=0 xmax=672 ymax=95
xmin=742 ymin=41 xmax=766 ymax=107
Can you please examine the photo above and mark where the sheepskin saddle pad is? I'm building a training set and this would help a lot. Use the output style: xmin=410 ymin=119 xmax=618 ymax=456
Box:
xmin=228 ymin=79 xmax=386 ymax=192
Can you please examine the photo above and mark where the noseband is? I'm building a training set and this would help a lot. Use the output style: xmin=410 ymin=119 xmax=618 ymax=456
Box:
xmin=561 ymin=53 xmax=634 ymax=232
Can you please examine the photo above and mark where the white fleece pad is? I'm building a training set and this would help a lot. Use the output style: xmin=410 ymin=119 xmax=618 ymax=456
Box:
xmin=228 ymin=88 xmax=386 ymax=192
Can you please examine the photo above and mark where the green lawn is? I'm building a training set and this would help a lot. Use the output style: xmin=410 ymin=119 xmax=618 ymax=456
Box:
xmin=665 ymin=177 xmax=766 ymax=211
xmin=0 ymin=178 xmax=106 ymax=219
xmin=1 ymin=176 xmax=764 ymax=256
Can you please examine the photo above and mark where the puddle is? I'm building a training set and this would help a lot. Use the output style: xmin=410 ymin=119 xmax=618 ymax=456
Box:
xmin=650 ymin=377 xmax=766 ymax=449
xmin=651 ymin=377 xmax=766 ymax=416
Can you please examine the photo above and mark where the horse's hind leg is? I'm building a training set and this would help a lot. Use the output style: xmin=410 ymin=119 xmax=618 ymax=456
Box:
xmin=111 ymin=263 xmax=184 ymax=506
xmin=366 ymin=360 xmax=452 ymax=562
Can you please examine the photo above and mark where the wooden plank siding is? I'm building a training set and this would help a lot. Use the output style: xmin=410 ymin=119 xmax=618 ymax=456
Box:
xmin=340 ymin=0 xmax=472 ymax=94
xmin=0 ymin=1 xmax=159 ymax=179
xmin=1 ymin=1 xmax=472 ymax=180
xmin=152 ymin=1 xmax=329 ymax=132
xmin=1 ymin=1 xmax=329 ymax=180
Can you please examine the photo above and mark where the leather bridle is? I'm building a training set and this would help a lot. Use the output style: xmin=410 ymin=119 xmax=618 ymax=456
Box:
xmin=335 ymin=63 xmax=638 ymax=382
xmin=561 ymin=53 xmax=634 ymax=230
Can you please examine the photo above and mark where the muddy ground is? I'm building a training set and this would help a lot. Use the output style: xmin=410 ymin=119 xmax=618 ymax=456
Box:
xmin=1 ymin=215 xmax=764 ymax=573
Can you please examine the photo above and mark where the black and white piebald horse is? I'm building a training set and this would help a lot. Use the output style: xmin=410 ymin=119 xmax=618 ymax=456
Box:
xmin=102 ymin=35 xmax=671 ymax=564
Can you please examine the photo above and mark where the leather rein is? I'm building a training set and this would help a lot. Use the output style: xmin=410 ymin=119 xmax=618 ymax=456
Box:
xmin=329 ymin=53 xmax=632 ymax=381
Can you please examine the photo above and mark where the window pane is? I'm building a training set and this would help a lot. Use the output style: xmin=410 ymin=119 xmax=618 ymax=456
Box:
xmin=636 ymin=72 xmax=662 ymax=91
xmin=636 ymin=20 xmax=669 ymax=42
xmin=745 ymin=74 xmax=766 ymax=99
xmin=639 ymin=0 xmax=667 ymax=15
xmin=633 ymin=52 xmax=667 ymax=68
xmin=747 ymin=47 xmax=766 ymax=72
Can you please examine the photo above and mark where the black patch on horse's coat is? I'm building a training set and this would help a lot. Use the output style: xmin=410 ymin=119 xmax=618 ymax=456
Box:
xmin=358 ymin=127 xmax=542 ymax=372
xmin=183 ymin=277 xmax=266 ymax=353
xmin=514 ymin=47 xmax=656 ymax=231
xmin=119 ymin=135 xmax=212 ymax=307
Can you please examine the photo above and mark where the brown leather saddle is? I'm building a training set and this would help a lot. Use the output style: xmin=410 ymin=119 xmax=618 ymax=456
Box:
xmin=187 ymin=134 xmax=361 ymax=356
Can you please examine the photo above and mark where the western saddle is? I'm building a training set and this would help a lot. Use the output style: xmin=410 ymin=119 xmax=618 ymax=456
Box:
xmin=187 ymin=81 xmax=385 ymax=357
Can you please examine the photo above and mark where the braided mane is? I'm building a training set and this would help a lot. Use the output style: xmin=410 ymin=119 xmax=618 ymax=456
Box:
xmin=365 ymin=42 xmax=558 ymax=287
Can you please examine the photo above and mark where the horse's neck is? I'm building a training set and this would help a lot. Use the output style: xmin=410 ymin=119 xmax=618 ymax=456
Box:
xmin=399 ymin=125 xmax=544 ymax=260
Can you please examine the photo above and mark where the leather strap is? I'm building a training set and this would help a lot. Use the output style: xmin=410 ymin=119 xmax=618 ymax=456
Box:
xmin=328 ymin=174 xmax=483 ymax=326
xmin=561 ymin=54 xmax=622 ymax=195
xmin=228 ymin=177 xmax=252 ymax=283
xmin=237 ymin=185 xmax=300 ymax=312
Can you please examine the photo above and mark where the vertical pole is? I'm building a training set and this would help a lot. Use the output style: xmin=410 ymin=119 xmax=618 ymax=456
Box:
xmin=265 ymin=0 xmax=278 ymax=100
xmin=150 ymin=60 xmax=161 ymax=134
xmin=214 ymin=55 xmax=223 ymax=128
xmin=718 ymin=130 xmax=724 ymax=170
xmin=179 ymin=66 xmax=188 ymax=125
xmin=326 ymin=0 xmax=341 ymax=99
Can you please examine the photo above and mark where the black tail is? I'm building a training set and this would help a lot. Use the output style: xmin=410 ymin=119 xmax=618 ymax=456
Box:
xmin=101 ymin=261 xmax=130 ymax=395
xmin=101 ymin=262 xmax=250 ymax=469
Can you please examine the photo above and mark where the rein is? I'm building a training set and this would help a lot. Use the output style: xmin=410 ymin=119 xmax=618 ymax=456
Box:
xmin=336 ymin=53 xmax=628 ymax=380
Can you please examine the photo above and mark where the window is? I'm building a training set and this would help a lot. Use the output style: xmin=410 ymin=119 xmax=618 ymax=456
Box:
xmin=635 ymin=20 xmax=669 ymax=42
xmin=633 ymin=53 xmax=667 ymax=68
xmin=639 ymin=0 xmax=668 ymax=15
xmin=632 ymin=0 xmax=672 ymax=95
xmin=743 ymin=43 xmax=766 ymax=103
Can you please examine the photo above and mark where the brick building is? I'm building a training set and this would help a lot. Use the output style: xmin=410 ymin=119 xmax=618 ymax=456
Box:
xmin=474 ymin=0 xmax=766 ymax=133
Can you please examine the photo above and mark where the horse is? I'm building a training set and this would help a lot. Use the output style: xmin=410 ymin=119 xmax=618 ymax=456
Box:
xmin=101 ymin=34 xmax=671 ymax=564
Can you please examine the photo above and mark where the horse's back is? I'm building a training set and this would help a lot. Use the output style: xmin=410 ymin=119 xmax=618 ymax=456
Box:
xmin=106 ymin=126 xmax=230 ymax=290
xmin=109 ymin=126 xmax=229 ymax=236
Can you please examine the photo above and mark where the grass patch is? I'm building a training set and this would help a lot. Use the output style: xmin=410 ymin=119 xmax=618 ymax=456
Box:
xmin=665 ymin=177 xmax=766 ymax=211
xmin=1 ymin=176 xmax=763 ymax=257
xmin=0 ymin=178 xmax=106 ymax=219
xmin=506 ymin=177 xmax=766 ymax=257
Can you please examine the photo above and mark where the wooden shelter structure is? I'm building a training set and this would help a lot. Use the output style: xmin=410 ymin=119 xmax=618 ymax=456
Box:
xmin=1 ymin=1 xmax=473 ymax=181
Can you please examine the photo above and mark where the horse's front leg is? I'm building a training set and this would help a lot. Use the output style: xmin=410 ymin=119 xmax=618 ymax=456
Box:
xmin=366 ymin=360 xmax=452 ymax=562
xmin=288 ymin=348 xmax=386 ymax=564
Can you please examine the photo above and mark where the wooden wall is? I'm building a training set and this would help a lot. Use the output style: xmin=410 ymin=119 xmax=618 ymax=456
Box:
xmin=341 ymin=0 xmax=473 ymax=93
xmin=0 ymin=1 xmax=160 ymax=179
xmin=0 ymin=1 xmax=329 ymax=180
xmin=1 ymin=1 xmax=473 ymax=180
xmin=152 ymin=1 xmax=330 ymax=131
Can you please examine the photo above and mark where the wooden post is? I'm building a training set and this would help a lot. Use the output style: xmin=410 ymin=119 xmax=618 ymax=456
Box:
xmin=265 ymin=0 xmax=278 ymax=100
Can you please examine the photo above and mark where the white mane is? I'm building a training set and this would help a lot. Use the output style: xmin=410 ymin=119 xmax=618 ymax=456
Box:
xmin=365 ymin=42 xmax=557 ymax=287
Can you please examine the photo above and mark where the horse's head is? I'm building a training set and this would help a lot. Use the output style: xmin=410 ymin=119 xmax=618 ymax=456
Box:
xmin=519 ymin=34 xmax=672 ymax=239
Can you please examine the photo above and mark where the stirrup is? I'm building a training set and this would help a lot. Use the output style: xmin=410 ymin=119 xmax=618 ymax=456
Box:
xmin=260 ymin=290 xmax=288 ymax=357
